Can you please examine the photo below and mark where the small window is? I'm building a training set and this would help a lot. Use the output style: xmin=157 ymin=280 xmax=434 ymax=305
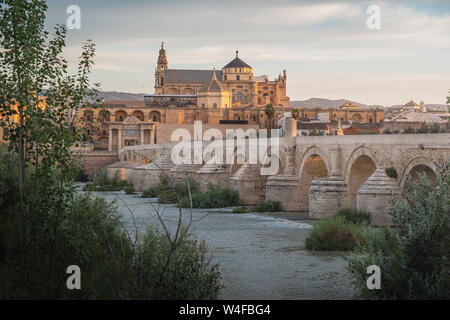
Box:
xmin=103 ymin=130 xmax=106 ymax=136
xmin=213 ymin=103 xmax=217 ymax=109
xmin=236 ymin=75 xmax=240 ymax=81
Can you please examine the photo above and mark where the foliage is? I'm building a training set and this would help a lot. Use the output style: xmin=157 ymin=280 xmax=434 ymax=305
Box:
xmin=132 ymin=230 xmax=221 ymax=299
xmin=141 ymin=175 xmax=199 ymax=204
xmin=180 ymin=183 xmax=239 ymax=209
xmin=291 ymin=107 xmax=300 ymax=120
xmin=0 ymin=149 xmax=221 ymax=299
xmin=385 ymin=167 xmax=398 ymax=179
xmin=0 ymin=2 xmax=221 ymax=300
xmin=336 ymin=208 xmax=371 ymax=225
xmin=232 ymin=206 xmax=249 ymax=214
xmin=345 ymin=164 xmax=450 ymax=299
xmin=403 ymin=126 xmax=416 ymax=134
xmin=308 ymin=129 xmax=325 ymax=136
xmin=83 ymin=168 xmax=128 ymax=191
xmin=75 ymin=169 xmax=89 ymax=182
xmin=254 ymin=200 xmax=281 ymax=212
xmin=124 ymin=185 xmax=135 ymax=195
xmin=305 ymin=216 xmax=367 ymax=251
xmin=264 ymin=103 xmax=275 ymax=129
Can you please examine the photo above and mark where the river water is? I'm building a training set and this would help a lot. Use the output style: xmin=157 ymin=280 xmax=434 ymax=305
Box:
xmin=95 ymin=191 xmax=356 ymax=300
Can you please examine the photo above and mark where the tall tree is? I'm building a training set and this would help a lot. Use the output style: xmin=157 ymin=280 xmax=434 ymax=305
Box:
xmin=264 ymin=103 xmax=275 ymax=130
xmin=0 ymin=0 xmax=100 ymax=250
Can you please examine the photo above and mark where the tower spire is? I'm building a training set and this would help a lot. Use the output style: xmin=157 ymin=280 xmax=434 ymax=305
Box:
xmin=236 ymin=50 xmax=239 ymax=58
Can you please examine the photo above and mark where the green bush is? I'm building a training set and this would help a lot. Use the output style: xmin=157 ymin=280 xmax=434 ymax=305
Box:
xmin=385 ymin=167 xmax=398 ymax=179
xmin=232 ymin=206 xmax=249 ymax=214
xmin=124 ymin=185 xmax=135 ymax=195
xmin=305 ymin=217 xmax=366 ymax=251
xmin=180 ymin=184 xmax=239 ymax=208
xmin=141 ymin=175 xmax=199 ymax=204
xmin=336 ymin=208 xmax=371 ymax=225
xmin=75 ymin=169 xmax=89 ymax=182
xmin=254 ymin=200 xmax=281 ymax=212
xmin=345 ymin=164 xmax=450 ymax=299
xmin=0 ymin=149 xmax=221 ymax=299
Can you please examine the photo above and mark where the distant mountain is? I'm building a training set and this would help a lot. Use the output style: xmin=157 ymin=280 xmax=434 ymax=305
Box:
xmin=98 ymin=91 xmax=150 ymax=101
xmin=290 ymin=98 xmax=383 ymax=109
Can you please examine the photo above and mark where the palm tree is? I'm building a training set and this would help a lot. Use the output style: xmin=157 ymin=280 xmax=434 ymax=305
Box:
xmin=264 ymin=103 xmax=275 ymax=130
xmin=291 ymin=107 xmax=300 ymax=120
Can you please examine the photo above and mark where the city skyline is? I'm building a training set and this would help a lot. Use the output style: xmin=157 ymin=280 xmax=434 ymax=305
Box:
xmin=45 ymin=0 xmax=450 ymax=105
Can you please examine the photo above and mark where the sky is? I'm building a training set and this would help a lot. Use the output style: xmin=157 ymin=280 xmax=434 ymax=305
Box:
xmin=44 ymin=0 xmax=450 ymax=106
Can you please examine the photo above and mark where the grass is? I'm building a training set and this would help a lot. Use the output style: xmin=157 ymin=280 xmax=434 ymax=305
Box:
xmin=141 ymin=175 xmax=200 ymax=204
xmin=180 ymin=183 xmax=239 ymax=209
xmin=305 ymin=216 xmax=367 ymax=251
xmin=335 ymin=208 xmax=371 ymax=225
xmin=254 ymin=200 xmax=281 ymax=212
xmin=232 ymin=206 xmax=249 ymax=214
xmin=82 ymin=168 xmax=132 ymax=192
xmin=305 ymin=208 xmax=371 ymax=251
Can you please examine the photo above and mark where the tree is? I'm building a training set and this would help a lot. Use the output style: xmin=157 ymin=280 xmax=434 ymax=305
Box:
xmin=0 ymin=0 xmax=99 ymax=280
xmin=346 ymin=164 xmax=450 ymax=299
xmin=264 ymin=103 xmax=275 ymax=130
xmin=291 ymin=107 xmax=300 ymax=120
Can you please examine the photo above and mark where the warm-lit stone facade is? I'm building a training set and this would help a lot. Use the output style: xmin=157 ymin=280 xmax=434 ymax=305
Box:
xmin=154 ymin=43 xmax=289 ymax=107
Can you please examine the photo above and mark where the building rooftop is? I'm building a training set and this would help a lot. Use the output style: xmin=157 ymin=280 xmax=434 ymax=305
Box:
xmin=223 ymin=51 xmax=252 ymax=69
xmin=163 ymin=69 xmax=222 ymax=84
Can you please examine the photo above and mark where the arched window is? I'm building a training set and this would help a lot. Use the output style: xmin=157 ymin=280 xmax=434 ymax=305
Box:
xmin=237 ymin=91 xmax=242 ymax=103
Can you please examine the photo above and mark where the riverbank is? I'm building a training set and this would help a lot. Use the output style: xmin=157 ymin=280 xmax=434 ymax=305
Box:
xmin=87 ymin=189 xmax=355 ymax=299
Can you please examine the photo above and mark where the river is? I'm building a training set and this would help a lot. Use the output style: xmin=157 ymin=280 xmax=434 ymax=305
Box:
xmin=94 ymin=190 xmax=356 ymax=300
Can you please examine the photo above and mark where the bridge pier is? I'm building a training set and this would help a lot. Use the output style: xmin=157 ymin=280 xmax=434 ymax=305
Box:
xmin=357 ymin=168 xmax=399 ymax=226
xmin=266 ymin=175 xmax=301 ymax=211
xmin=231 ymin=164 xmax=266 ymax=205
xmin=309 ymin=177 xmax=348 ymax=219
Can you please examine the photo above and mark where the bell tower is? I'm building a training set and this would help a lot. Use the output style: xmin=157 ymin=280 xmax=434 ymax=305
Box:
xmin=155 ymin=42 xmax=168 ymax=94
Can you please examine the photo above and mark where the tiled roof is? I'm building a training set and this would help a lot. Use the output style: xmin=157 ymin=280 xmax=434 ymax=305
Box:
xmin=164 ymin=69 xmax=222 ymax=84
xmin=199 ymin=71 xmax=224 ymax=92
xmin=223 ymin=57 xmax=252 ymax=69
xmin=298 ymin=122 xmax=329 ymax=130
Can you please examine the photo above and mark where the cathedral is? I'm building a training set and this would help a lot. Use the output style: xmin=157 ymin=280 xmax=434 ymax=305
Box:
xmin=153 ymin=42 xmax=290 ymax=108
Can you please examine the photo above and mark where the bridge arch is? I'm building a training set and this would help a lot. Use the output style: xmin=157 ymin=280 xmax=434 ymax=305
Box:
xmin=297 ymin=146 xmax=331 ymax=177
xmin=297 ymin=146 xmax=330 ymax=211
xmin=399 ymin=157 xmax=437 ymax=191
xmin=344 ymin=145 xmax=378 ymax=181
xmin=344 ymin=146 xmax=378 ymax=209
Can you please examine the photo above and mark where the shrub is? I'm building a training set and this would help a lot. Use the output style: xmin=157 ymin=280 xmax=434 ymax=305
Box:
xmin=124 ymin=185 xmax=135 ymax=194
xmin=75 ymin=169 xmax=89 ymax=182
xmin=305 ymin=217 xmax=366 ymax=251
xmin=0 ymin=150 xmax=221 ymax=299
xmin=180 ymin=184 xmax=239 ymax=208
xmin=232 ymin=206 xmax=249 ymax=214
xmin=385 ymin=167 xmax=398 ymax=179
xmin=345 ymin=164 xmax=450 ymax=299
xmin=141 ymin=175 xmax=199 ymax=204
xmin=254 ymin=200 xmax=281 ymax=212
xmin=336 ymin=208 xmax=371 ymax=225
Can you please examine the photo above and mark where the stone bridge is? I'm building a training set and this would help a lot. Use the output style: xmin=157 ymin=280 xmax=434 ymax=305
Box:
xmin=106 ymin=121 xmax=449 ymax=226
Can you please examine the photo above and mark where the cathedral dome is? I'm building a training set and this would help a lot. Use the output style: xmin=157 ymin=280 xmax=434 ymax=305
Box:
xmin=223 ymin=51 xmax=252 ymax=69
